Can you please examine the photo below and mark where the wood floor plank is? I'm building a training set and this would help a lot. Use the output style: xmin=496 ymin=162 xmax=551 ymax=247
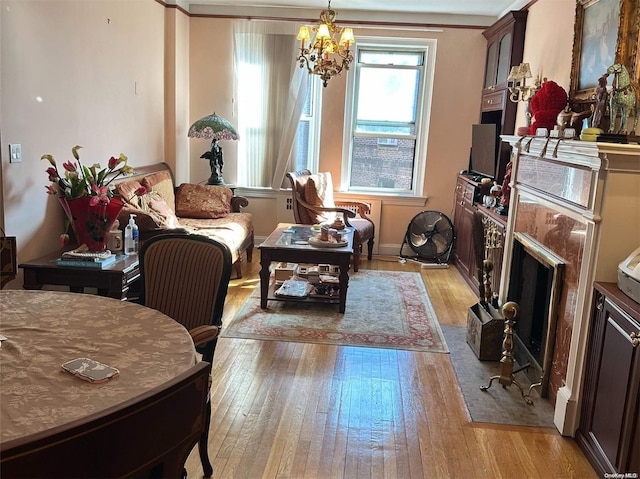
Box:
xmin=183 ymin=256 xmax=597 ymax=479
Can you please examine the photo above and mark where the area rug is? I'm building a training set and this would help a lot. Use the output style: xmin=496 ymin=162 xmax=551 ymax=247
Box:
xmin=442 ymin=325 xmax=556 ymax=428
xmin=222 ymin=270 xmax=449 ymax=353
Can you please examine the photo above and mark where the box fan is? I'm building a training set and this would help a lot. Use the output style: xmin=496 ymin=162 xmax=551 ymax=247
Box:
xmin=399 ymin=211 xmax=455 ymax=264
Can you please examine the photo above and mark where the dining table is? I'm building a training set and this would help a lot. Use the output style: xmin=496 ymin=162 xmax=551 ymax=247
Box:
xmin=0 ymin=289 xmax=201 ymax=477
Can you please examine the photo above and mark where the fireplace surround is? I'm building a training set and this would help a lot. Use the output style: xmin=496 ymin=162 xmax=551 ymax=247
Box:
xmin=499 ymin=136 xmax=640 ymax=436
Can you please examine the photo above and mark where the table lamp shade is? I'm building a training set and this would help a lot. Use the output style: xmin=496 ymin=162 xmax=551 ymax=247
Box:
xmin=188 ymin=113 xmax=239 ymax=141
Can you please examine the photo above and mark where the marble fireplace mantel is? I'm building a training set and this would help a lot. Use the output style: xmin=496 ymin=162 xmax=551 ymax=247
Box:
xmin=499 ymin=135 xmax=640 ymax=436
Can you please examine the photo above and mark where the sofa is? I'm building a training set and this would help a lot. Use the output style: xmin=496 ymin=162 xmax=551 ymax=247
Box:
xmin=113 ymin=162 xmax=253 ymax=278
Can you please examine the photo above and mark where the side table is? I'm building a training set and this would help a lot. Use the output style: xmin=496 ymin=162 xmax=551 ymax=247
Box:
xmin=19 ymin=250 xmax=140 ymax=301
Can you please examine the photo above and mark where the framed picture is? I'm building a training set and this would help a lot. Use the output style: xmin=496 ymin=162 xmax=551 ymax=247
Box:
xmin=570 ymin=0 xmax=640 ymax=103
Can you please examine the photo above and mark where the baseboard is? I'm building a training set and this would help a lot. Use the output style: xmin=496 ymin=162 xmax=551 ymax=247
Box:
xmin=554 ymin=385 xmax=578 ymax=436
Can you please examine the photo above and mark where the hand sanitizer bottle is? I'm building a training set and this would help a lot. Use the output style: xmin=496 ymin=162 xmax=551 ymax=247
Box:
xmin=124 ymin=214 xmax=139 ymax=255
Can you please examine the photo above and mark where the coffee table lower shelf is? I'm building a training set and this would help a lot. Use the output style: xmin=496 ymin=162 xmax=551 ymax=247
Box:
xmin=267 ymin=282 xmax=340 ymax=305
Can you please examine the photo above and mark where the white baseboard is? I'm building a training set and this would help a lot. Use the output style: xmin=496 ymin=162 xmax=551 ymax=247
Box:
xmin=553 ymin=385 xmax=578 ymax=436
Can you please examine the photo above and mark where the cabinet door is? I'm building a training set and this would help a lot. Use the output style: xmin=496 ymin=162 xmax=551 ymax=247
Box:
xmin=453 ymin=178 xmax=478 ymax=292
xmin=495 ymin=32 xmax=512 ymax=87
xmin=580 ymin=289 xmax=640 ymax=474
xmin=484 ymin=41 xmax=498 ymax=89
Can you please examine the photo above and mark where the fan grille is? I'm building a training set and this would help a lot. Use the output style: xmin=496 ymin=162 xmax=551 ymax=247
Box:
xmin=401 ymin=211 xmax=455 ymax=262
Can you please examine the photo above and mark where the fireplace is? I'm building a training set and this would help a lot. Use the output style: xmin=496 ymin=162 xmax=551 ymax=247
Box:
xmin=506 ymin=232 xmax=564 ymax=398
xmin=499 ymin=135 xmax=640 ymax=436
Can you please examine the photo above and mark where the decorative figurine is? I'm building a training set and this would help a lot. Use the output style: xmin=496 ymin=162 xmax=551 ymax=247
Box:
xmin=591 ymin=74 xmax=609 ymax=130
xmin=200 ymin=139 xmax=225 ymax=185
xmin=605 ymin=63 xmax=639 ymax=135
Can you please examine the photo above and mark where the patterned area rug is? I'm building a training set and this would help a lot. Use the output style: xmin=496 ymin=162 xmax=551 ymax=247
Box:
xmin=442 ymin=325 xmax=556 ymax=428
xmin=222 ymin=271 xmax=449 ymax=353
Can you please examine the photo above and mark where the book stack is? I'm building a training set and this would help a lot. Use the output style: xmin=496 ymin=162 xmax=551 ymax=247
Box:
xmin=56 ymin=249 xmax=117 ymax=269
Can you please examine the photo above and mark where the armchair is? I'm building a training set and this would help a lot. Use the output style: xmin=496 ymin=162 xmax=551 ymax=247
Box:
xmin=286 ymin=170 xmax=374 ymax=271
xmin=139 ymin=233 xmax=233 ymax=478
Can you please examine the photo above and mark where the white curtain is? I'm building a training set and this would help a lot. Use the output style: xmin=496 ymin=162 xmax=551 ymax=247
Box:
xmin=233 ymin=20 xmax=309 ymax=188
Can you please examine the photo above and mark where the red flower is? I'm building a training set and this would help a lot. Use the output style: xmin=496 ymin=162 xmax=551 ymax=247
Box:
xmin=46 ymin=167 xmax=58 ymax=181
xmin=59 ymin=234 xmax=70 ymax=247
xmin=62 ymin=161 xmax=77 ymax=172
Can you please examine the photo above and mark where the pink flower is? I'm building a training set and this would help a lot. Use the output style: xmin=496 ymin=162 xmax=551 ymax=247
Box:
xmin=45 ymin=184 xmax=59 ymax=195
xmin=90 ymin=184 xmax=110 ymax=206
xmin=108 ymin=156 xmax=118 ymax=169
xmin=62 ymin=161 xmax=77 ymax=172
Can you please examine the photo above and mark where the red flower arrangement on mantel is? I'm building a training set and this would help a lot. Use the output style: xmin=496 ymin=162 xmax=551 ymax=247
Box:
xmin=42 ymin=145 xmax=144 ymax=251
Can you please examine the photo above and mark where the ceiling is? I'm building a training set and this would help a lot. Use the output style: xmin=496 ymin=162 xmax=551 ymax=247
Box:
xmin=182 ymin=0 xmax=532 ymax=25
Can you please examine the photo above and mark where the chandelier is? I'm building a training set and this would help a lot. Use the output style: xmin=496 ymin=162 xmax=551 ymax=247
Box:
xmin=296 ymin=0 xmax=354 ymax=88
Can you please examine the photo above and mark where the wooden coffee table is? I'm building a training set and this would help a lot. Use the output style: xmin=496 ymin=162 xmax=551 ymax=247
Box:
xmin=19 ymin=249 xmax=140 ymax=301
xmin=258 ymin=223 xmax=353 ymax=313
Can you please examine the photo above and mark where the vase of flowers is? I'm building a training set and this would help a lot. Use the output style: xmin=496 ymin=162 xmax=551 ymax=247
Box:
xmin=43 ymin=145 xmax=136 ymax=252
xmin=57 ymin=196 xmax=124 ymax=252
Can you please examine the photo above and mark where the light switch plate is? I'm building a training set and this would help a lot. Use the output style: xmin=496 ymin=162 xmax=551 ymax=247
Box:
xmin=9 ymin=144 xmax=21 ymax=163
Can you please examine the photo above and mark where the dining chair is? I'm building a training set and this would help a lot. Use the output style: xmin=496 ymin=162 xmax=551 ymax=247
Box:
xmin=286 ymin=169 xmax=375 ymax=271
xmin=1 ymin=229 xmax=17 ymax=289
xmin=139 ymin=233 xmax=233 ymax=478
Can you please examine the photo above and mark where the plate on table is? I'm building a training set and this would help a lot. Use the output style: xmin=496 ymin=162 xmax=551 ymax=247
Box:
xmin=308 ymin=236 xmax=348 ymax=248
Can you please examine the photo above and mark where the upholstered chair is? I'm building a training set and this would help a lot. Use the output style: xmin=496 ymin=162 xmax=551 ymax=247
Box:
xmin=286 ymin=170 xmax=375 ymax=271
xmin=139 ymin=233 xmax=233 ymax=478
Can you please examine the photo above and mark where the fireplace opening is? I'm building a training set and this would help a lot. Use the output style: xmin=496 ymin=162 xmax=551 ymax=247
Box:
xmin=507 ymin=233 xmax=564 ymax=397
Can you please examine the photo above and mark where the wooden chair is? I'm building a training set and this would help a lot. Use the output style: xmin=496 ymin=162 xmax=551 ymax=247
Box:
xmin=1 ymin=230 xmax=17 ymax=289
xmin=286 ymin=170 xmax=375 ymax=272
xmin=139 ymin=233 xmax=233 ymax=478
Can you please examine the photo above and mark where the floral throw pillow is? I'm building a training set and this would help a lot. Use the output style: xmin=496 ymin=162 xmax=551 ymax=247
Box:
xmin=175 ymin=183 xmax=232 ymax=219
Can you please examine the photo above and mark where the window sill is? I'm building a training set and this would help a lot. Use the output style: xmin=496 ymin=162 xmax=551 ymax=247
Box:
xmin=234 ymin=186 xmax=428 ymax=207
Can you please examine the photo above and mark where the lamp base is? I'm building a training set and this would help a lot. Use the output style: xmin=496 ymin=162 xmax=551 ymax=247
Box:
xmin=207 ymin=174 xmax=225 ymax=186
xmin=200 ymin=139 xmax=226 ymax=186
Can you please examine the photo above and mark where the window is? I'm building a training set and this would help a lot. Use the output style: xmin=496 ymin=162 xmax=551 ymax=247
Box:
xmin=233 ymin=21 xmax=321 ymax=189
xmin=292 ymin=74 xmax=321 ymax=176
xmin=342 ymin=39 xmax=435 ymax=195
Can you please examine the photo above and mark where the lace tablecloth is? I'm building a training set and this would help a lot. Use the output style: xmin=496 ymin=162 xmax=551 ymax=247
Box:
xmin=0 ymin=290 xmax=196 ymax=445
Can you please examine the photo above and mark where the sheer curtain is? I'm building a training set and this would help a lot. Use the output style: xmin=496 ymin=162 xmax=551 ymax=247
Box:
xmin=233 ymin=21 xmax=309 ymax=188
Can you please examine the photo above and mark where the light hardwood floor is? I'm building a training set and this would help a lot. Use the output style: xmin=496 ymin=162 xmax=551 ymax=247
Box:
xmin=185 ymin=256 xmax=596 ymax=479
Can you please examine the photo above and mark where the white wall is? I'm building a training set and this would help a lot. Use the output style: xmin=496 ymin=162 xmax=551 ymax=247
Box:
xmin=0 ymin=0 xmax=165 ymax=288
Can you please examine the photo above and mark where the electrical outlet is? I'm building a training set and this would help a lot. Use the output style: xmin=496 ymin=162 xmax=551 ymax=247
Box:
xmin=9 ymin=144 xmax=22 ymax=163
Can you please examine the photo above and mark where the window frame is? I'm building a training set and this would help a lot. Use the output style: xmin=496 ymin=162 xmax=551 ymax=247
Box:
xmin=297 ymin=74 xmax=322 ymax=175
xmin=341 ymin=37 xmax=437 ymax=196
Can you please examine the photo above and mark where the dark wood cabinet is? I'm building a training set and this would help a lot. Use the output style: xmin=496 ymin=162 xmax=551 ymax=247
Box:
xmin=481 ymin=11 xmax=527 ymax=186
xmin=453 ymin=175 xmax=477 ymax=290
xmin=576 ymin=282 xmax=640 ymax=477
xmin=453 ymin=175 xmax=506 ymax=298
